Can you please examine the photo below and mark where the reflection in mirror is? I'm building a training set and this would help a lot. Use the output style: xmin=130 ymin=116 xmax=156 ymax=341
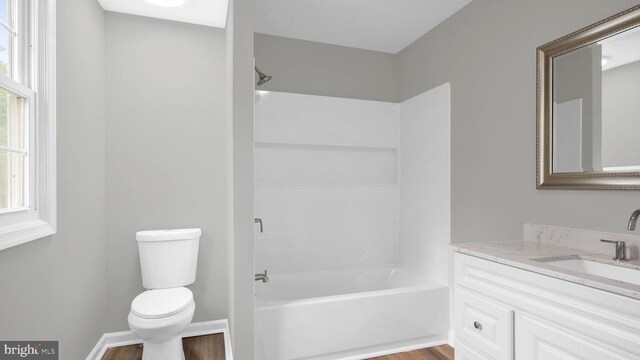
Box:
xmin=553 ymin=27 xmax=640 ymax=173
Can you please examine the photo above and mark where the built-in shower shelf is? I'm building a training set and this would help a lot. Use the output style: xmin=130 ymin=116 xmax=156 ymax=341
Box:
xmin=255 ymin=140 xmax=399 ymax=185
xmin=255 ymin=140 xmax=399 ymax=151
xmin=255 ymin=182 xmax=400 ymax=186
xmin=255 ymin=141 xmax=400 ymax=186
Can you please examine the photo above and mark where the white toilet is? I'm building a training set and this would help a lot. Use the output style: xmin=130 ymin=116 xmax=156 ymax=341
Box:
xmin=128 ymin=228 xmax=201 ymax=360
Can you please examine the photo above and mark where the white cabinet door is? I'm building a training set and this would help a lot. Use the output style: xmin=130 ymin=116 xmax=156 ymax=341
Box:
xmin=454 ymin=287 xmax=513 ymax=360
xmin=455 ymin=340 xmax=494 ymax=360
xmin=516 ymin=312 xmax=637 ymax=360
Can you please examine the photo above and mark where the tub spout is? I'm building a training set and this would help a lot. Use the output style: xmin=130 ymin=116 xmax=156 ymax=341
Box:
xmin=255 ymin=270 xmax=269 ymax=283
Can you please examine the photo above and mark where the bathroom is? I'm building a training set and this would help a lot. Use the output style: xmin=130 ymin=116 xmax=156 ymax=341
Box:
xmin=0 ymin=0 xmax=640 ymax=359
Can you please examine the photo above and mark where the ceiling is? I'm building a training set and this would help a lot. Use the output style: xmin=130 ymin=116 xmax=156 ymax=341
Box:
xmin=98 ymin=0 xmax=229 ymax=28
xmin=601 ymin=27 xmax=640 ymax=71
xmin=254 ymin=0 xmax=473 ymax=54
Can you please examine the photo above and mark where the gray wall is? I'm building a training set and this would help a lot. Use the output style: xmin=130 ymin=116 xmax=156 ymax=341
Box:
xmin=398 ymin=0 xmax=640 ymax=244
xmin=0 ymin=0 xmax=107 ymax=358
xmin=602 ymin=60 xmax=640 ymax=167
xmin=554 ymin=45 xmax=603 ymax=171
xmin=254 ymin=34 xmax=399 ymax=102
xmin=254 ymin=0 xmax=640 ymax=245
xmin=228 ymin=0 xmax=256 ymax=358
xmin=105 ymin=12 xmax=230 ymax=332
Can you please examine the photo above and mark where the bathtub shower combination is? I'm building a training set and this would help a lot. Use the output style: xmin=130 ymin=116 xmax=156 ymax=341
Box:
xmin=254 ymin=85 xmax=452 ymax=360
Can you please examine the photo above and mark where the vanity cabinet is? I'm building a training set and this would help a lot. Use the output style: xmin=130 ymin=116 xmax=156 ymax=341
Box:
xmin=515 ymin=312 xmax=627 ymax=360
xmin=455 ymin=341 xmax=493 ymax=360
xmin=454 ymin=288 xmax=513 ymax=360
xmin=453 ymin=252 xmax=640 ymax=360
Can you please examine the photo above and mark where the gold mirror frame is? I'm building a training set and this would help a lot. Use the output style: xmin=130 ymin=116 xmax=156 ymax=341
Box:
xmin=537 ymin=5 xmax=640 ymax=190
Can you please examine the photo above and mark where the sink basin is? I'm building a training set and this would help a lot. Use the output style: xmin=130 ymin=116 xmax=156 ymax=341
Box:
xmin=540 ymin=258 xmax=640 ymax=286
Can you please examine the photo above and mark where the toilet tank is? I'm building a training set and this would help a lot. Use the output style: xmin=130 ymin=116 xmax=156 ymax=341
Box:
xmin=136 ymin=228 xmax=201 ymax=289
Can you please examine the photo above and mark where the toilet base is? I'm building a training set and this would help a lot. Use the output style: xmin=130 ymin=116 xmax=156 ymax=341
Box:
xmin=141 ymin=337 xmax=184 ymax=360
xmin=128 ymin=292 xmax=195 ymax=360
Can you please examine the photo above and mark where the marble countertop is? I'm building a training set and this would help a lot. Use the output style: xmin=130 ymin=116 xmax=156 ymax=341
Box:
xmin=453 ymin=240 xmax=640 ymax=300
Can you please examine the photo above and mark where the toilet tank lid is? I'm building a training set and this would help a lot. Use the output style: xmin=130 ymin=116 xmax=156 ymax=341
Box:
xmin=136 ymin=228 xmax=202 ymax=242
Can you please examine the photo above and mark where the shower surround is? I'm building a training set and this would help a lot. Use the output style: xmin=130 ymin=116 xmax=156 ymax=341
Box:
xmin=254 ymin=84 xmax=451 ymax=359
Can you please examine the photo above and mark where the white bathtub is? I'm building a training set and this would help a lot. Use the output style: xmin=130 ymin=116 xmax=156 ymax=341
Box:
xmin=254 ymin=267 xmax=449 ymax=360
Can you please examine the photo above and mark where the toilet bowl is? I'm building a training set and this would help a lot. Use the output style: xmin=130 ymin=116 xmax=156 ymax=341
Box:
xmin=128 ymin=228 xmax=201 ymax=360
xmin=128 ymin=288 xmax=195 ymax=360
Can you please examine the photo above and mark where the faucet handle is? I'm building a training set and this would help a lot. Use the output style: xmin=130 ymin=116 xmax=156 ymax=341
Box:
xmin=601 ymin=239 xmax=628 ymax=261
xmin=601 ymin=239 xmax=623 ymax=245
xmin=255 ymin=218 xmax=263 ymax=233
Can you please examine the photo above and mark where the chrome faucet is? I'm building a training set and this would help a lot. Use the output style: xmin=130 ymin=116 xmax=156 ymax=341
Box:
xmin=255 ymin=218 xmax=263 ymax=233
xmin=628 ymin=209 xmax=640 ymax=231
xmin=601 ymin=239 xmax=628 ymax=261
xmin=255 ymin=270 xmax=269 ymax=283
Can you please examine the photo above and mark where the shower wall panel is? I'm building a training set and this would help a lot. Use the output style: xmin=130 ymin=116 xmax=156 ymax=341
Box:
xmin=254 ymin=91 xmax=400 ymax=274
xmin=398 ymin=83 xmax=451 ymax=285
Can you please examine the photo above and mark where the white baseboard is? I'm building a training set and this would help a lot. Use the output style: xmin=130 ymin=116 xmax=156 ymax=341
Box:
xmin=270 ymin=337 xmax=447 ymax=360
xmin=448 ymin=330 xmax=455 ymax=348
xmin=86 ymin=319 xmax=233 ymax=360
xmin=336 ymin=339 xmax=449 ymax=360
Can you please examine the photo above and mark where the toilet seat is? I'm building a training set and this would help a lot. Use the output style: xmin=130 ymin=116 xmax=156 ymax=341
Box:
xmin=131 ymin=287 xmax=193 ymax=319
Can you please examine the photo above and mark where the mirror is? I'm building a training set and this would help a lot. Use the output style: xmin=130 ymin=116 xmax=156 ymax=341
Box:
xmin=537 ymin=5 xmax=640 ymax=189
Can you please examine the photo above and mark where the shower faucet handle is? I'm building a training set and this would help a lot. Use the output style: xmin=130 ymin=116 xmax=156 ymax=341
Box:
xmin=255 ymin=218 xmax=263 ymax=233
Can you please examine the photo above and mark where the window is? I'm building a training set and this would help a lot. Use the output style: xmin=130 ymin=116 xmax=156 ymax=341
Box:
xmin=0 ymin=0 xmax=56 ymax=251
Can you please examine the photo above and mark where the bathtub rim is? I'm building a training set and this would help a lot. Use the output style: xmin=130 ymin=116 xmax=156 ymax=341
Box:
xmin=255 ymin=265 xmax=448 ymax=309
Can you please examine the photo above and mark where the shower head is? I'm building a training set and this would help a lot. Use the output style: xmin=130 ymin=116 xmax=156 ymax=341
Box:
xmin=255 ymin=66 xmax=272 ymax=86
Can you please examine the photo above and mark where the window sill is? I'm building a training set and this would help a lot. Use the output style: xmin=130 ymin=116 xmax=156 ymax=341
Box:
xmin=0 ymin=219 xmax=56 ymax=251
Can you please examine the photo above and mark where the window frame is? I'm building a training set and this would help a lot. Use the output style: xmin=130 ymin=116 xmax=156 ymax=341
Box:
xmin=0 ymin=0 xmax=56 ymax=251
